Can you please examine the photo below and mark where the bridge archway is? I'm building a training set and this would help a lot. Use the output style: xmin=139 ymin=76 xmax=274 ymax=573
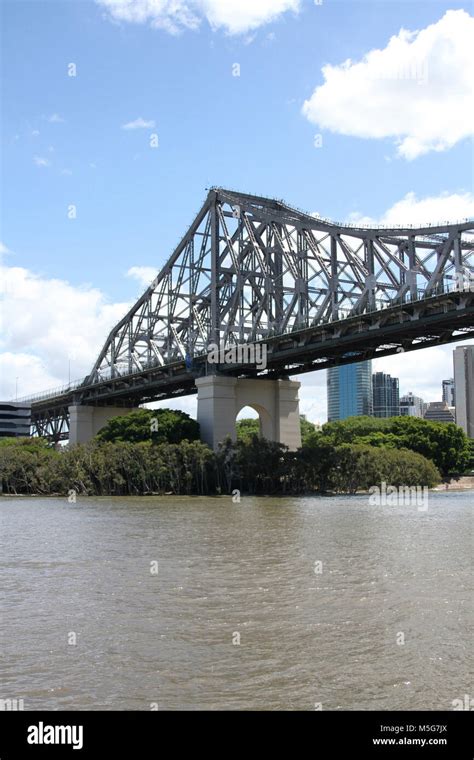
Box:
xmin=195 ymin=375 xmax=301 ymax=451
xmin=236 ymin=403 xmax=273 ymax=441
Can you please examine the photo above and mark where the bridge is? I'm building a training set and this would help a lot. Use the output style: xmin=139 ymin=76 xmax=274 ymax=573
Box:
xmin=18 ymin=188 xmax=474 ymax=448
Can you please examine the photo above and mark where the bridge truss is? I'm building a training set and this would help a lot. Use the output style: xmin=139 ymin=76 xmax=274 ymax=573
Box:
xmin=23 ymin=188 xmax=473 ymax=439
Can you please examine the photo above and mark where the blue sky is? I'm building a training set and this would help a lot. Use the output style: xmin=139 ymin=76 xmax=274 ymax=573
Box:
xmin=1 ymin=0 xmax=473 ymax=420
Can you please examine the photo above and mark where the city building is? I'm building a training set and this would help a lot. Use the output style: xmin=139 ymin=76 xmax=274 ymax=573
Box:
xmin=327 ymin=361 xmax=373 ymax=422
xmin=453 ymin=345 xmax=474 ymax=438
xmin=0 ymin=402 xmax=31 ymax=438
xmin=423 ymin=402 xmax=455 ymax=424
xmin=442 ymin=378 xmax=455 ymax=407
xmin=400 ymin=392 xmax=425 ymax=418
xmin=372 ymin=372 xmax=400 ymax=418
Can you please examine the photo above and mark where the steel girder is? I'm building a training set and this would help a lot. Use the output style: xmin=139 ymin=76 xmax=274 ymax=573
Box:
xmin=85 ymin=188 xmax=474 ymax=387
xmin=32 ymin=405 xmax=69 ymax=442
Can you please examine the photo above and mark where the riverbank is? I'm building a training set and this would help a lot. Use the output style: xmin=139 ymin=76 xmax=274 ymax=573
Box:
xmin=432 ymin=476 xmax=474 ymax=491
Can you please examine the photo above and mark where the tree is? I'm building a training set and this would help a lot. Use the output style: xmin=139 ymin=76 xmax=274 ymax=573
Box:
xmin=236 ymin=418 xmax=259 ymax=443
xmin=96 ymin=408 xmax=199 ymax=444
xmin=321 ymin=415 xmax=469 ymax=477
xmin=300 ymin=416 xmax=319 ymax=446
xmin=236 ymin=415 xmax=318 ymax=446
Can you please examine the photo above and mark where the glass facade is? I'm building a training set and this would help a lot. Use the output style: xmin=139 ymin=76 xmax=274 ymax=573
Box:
xmin=372 ymin=372 xmax=400 ymax=418
xmin=327 ymin=361 xmax=373 ymax=422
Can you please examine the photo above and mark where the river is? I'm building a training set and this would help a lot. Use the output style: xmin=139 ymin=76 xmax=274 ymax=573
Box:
xmin=0 ymin=492 xmax=472 ymax=710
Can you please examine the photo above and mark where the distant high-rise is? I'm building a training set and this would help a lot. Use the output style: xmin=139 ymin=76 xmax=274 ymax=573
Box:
xmin=423 ymin=402 xmax=455 ymax=424
xmin=400 ymin=392 xmax=424 ymax=418
xmin=453 ymin=346 xmax=474 ymax=438
xmin=372 ymin=372 xmax=400 ymax=418
xmin=327 ymin=361 xmax=373 ymax=422
xmin=442 ymin=378 xmax=455 ymax=407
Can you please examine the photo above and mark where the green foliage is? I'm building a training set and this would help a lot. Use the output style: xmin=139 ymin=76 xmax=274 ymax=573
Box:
xmin=321 ymin=415 xmax=469 ymax=476
xmin=236 ymin=418 xmax=260 ymax=443
xmin=96 ymin=408 xmax=200 ymax=445
xmin=294 ymin=434 xmax=440 ymax=493
xmin=0 ymin=418 xmax=450 ymax=497
xmin=300 ymin=416 xmax=319 ymax=446
xmin=236 ymin=415 xmax=318 ymax=446
xmin=0 ymin=437 xmax=59 ymax=494
xmin=465 ymin=439 xmax=474 ymax=473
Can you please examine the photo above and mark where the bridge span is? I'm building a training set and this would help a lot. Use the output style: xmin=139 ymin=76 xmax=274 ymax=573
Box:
xmin=17 ymin=188 xmax=474 ymax=448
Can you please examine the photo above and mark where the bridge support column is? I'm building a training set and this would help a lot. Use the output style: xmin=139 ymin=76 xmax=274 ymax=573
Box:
xmin=68 ymin=405 xmax=137 ymax=444
xmin=195 ymin=376 xmax=301 ymax=451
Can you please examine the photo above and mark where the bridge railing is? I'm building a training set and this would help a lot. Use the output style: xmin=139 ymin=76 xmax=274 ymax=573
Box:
xmin=14 ymin=378 xmax=86 ymax=404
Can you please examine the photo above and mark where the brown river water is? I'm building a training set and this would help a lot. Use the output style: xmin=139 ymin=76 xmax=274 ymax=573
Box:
xmin=0 ymin=492 xmax=472 ymax=710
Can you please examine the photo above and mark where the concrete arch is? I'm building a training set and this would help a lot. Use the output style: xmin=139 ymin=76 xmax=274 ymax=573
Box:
xmin=236 ymin=402 xmax=274 ymax=441
xmin=196 ymin=375 xmax=301 ymax=451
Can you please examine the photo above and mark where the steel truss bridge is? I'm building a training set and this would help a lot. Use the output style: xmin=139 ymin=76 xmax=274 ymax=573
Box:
xmin=20 ymin=188 xmax=474 ymax=440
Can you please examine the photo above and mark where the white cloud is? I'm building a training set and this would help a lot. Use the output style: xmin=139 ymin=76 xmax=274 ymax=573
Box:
xmin=48 ymin=113 xmax=65 ymax=123
xmin=122 ymin=117 xmax=156 ymax=130
xmin=33 ymin=156 xmax=51 ymax=168
xmin=348 ymin=191 xmax=474 ymax=227
xmin=302 ymin=10 xmax=474 ymax=159
xmin=0 ymin=241 xmax=12 ymax=255
xmin=126 ymin=266 xmax=158 ymax=288
xmin=97 ymin=0 xmax=300 ymax=35
xmin=0 ymin=263 xmax=130 ymax=398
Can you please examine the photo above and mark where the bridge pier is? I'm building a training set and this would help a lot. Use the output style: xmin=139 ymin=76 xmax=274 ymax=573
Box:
xmin=69 ymin=405 xmax=137 ymax=444
xmin=195 ymin=376 xmax=301 ymax=451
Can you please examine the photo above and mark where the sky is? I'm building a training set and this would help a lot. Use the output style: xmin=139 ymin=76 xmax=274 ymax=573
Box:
xmin=1 ymin=0 xmax=473 ymax=423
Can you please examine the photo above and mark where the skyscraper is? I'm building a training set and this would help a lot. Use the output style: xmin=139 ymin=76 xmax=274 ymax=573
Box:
xmin=442 ymin=378 xmax=455 ymax=407
xmin=423 ymin=402 xmax=455 ymax=424
xmin=327 ymin=361 xmax=373 ymax=422
xmin=372 ymin=372 xmax=400 ymax=418
xmin=400 ymin=392 xmax=424 ymax=418
xmin=453 ymin=346 xmax=474 ymax=438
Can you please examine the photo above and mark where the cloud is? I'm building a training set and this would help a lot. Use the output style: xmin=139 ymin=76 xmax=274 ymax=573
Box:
xmin=48 ymin=113 xmax=65 ymax=123
xmin=122 ymin=117 xmax=156 ymax=130
xmin=96 ymin=0 xmax=300 ymax=35
xmin=302 ymin=10 xmax=474 ymax=159
xmin=33 ymin=156 xmax=51 ymax=168
xmin=0 ymin=241 xmax=13 ymax=264
xmin=0 ymin=263 xmax=130 ymax=398
xmin=126 ymin=266 xmax=158 ymax=288
xmin=348 ymin=191 xmax=474 ymax=227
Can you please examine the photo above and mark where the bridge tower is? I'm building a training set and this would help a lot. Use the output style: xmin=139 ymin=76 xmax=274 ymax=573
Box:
xmin=195 ymin=376 xmax=301 ymax=451
xmin=68 ymin=405 xmax=137 ymax=444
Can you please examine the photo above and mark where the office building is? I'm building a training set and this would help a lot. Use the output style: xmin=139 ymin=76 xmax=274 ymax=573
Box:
xmin=442 ymin=378 xmax=455 ymax=407
xmin=400 ymin=392 xmax=425 ymax=418
xmin=327 ymin=361 xmax=373 ymax=422
xmin=423 ymin=402 xmax=455 ymax=424
xmin=372 ymin=372 xmax=400 ymax=418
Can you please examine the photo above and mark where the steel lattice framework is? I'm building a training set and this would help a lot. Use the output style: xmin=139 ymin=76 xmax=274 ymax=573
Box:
xmin=87 ymin=188 xmax=474 ymax=385
xmin=21 ymin=188 xmax=474 ymax=440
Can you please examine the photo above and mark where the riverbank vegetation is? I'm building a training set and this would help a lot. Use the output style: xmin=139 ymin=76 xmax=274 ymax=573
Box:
xmin=1 ymin=410 xmax=469 ymax=497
